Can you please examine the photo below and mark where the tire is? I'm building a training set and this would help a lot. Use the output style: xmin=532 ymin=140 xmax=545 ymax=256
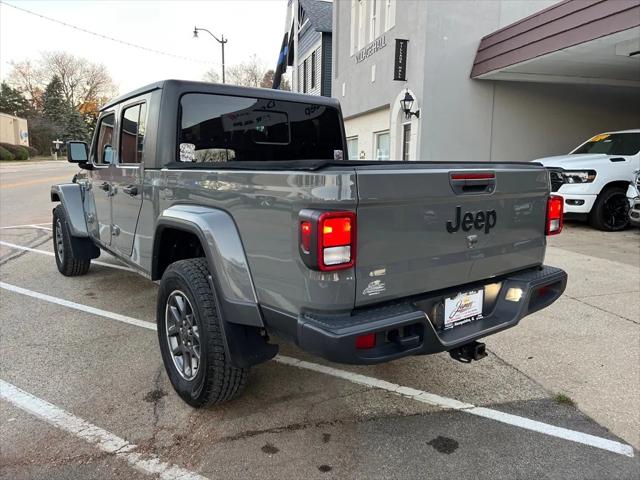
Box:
xmin=588 ymin=186 xmax=629 ymax=231
xmin=52 ymin=205 xmax=91 ymax=276
xmin=157 ymin=258 xmax=249 ymax=407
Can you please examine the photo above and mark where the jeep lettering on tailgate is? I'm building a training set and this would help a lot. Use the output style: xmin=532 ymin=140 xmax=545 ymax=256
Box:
xmin=446 ymin=206 xmax=497 ymax=234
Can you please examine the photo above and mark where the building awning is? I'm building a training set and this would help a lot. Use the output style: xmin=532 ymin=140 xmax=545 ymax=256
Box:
xmin=471 ymin=0 xmax=640 ymax=87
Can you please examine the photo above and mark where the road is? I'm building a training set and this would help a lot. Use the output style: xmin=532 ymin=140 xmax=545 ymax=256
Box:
xmin=1 ymin=160 xmax=639 ymax=479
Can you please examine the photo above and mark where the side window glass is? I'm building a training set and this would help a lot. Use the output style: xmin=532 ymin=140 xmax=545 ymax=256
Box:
xmin=120 ymin=103 xmax=146 ymax=164
xmin=95 ymin=113 xmax=115 ymax=165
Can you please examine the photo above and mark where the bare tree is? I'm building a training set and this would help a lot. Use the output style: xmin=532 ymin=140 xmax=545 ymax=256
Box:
xmin=260 ymin=70 xmax=275 ymax=89
xmin=42 ymin=52 xmax=117 ymax=109
xmin=203 ymin=70 xmax=221 ymax=84
xmin=7 ymin=60 xmax=47 ymax=110
xmin=227 ymin=54 xmax=265 ymax=87
xmin=204 ymin=55 xmax=268 ymax=88
xmin=7 ymin=52 xmax=117 ymax=110
xmin=258 ymin=70 xmax=291 ymax=91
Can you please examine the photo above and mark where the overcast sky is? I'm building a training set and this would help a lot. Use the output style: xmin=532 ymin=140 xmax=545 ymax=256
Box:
xmin=0 ymin=0 xmax=288 ymax=94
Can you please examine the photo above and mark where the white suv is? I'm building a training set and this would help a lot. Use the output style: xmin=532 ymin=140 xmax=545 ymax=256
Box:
xmin=534 ymin=130 xmax=640 ymax=231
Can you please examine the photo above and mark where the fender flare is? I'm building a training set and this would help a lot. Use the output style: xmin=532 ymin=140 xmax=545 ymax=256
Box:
xmin=153 ymin=205 xmax=277 ymax=368
xmin=51 ymin=183 xmax=89 ymax=237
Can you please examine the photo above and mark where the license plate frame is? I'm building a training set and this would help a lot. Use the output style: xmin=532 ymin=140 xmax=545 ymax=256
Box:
xmin=443 ymin=289 xmax=484 ymax=330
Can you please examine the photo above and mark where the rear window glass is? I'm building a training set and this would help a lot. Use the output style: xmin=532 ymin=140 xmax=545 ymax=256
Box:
xmin=179 ymin=93 xmax=344 ymax=162
xmin=572 ymin=133 xmax=640 ymax=156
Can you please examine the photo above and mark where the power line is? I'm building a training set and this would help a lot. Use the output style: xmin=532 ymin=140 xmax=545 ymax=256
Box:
xmin=0 ymin=1 xmax=220 ymax=66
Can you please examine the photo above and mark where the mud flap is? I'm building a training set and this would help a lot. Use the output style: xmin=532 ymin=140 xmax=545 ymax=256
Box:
xmin=207 ymin=275 xmax=278 ymax=368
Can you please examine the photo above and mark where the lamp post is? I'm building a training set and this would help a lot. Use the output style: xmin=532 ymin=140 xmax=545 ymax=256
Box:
xmin=193 ymin=26 xmax=227 ymax=83
xmin=400 ymin=90 xmax=420 ymax=120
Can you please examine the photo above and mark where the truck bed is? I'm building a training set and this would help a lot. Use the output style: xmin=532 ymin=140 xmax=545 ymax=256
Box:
xmin=157 ymin=160 xmax=549 ymax=310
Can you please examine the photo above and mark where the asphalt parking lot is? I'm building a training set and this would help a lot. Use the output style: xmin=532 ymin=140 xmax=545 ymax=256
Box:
xmin=1 ymin=161 xmax=639 ymax=479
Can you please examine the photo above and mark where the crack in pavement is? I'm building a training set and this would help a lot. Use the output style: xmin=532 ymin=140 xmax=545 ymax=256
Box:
xmin=564 ymin=293 xmax=640 ymax=326
xmin=215 ymin=410 xmax=426 ymax=444
xmin=575 ymin=290 xmax=640 ymax=299
xmin=301 ymin=386 xmax=373 ymax=424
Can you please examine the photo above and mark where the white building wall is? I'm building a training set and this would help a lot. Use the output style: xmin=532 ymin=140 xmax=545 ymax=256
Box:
xmin=335 ymin=0 xmax=640 ymax=163
xmin=418 ymin=0 xmax=640 ymax=161
xmin=490 ymin=82 xmax=640 ymax=161
xmin=344 ymin=107 xmax=390 ymax=160
xmin=0 ymin=113 xmax=29 ymax=146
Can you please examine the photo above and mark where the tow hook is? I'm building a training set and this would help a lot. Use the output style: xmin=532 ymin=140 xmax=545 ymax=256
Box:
xmin=449 ymin=341 xmax=487 ymax=363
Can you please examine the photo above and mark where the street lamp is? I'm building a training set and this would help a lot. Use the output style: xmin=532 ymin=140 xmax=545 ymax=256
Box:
xmin=400 ymin=90 xmax=420 ymax=119
xmin=193 ymin=26 xmax=227 ymax=83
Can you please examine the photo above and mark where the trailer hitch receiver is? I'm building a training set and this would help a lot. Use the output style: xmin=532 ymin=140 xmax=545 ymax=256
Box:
xmin=449 ymin=341 xmax=487 ymax=363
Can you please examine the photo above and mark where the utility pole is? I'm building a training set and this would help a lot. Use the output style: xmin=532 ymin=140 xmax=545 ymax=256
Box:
xmin=193 ymin=27 xmax=227 ymax=83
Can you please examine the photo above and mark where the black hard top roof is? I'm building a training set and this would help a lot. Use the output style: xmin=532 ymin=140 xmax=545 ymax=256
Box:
xmin=101 ymin=79 xmax=340 ymax=111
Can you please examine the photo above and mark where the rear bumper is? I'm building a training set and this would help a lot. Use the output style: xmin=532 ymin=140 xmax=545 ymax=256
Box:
xmin=285 ymin=266 xmax=567 ymax=365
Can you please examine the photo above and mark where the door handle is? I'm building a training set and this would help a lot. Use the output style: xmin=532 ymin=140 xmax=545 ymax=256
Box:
xmin=122 ymin=185 xmax=138 ymax=196
xmin=100 ymin=182 xmax=110 ymax=192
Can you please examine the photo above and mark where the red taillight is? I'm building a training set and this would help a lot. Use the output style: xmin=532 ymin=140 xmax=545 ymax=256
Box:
xmin=546 ymin=195 xmax=564 ymax=235
xmin=318 ymin=212 xmax=355 ymax=270
xmin=322 ymin=217 xmax=352 ymax=247
xmin=300 ymin=221 xmax=312 ymax=252
xmin=536 ymin=285 xmax=551 ymax=298
xmin=299 ymin=210 xmax=356 ymax=271
xmin=355 ymin=333 xmax=376 ymax=349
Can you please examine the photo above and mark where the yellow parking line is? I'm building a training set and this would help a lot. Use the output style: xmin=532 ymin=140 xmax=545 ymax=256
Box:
xmin=0 ymin=175 xmax=74 ymax=189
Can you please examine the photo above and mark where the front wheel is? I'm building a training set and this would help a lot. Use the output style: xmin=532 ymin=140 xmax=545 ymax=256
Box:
xmin=52 ymin=205 xmax=91 ymax=276
xmin=157 ymin=258 xmax=249 ymax=407
xmin=588 ymin=186 xmax=629 ymax=231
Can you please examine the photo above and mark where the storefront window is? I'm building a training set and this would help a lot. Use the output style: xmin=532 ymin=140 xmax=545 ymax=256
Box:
xmin=347 ymin=137 xmax=359 ymax=160
xmin=375 ymin=131 xmax=390 ymax=160
xmin=402 ymin=123 xmax=411 ymax=161
xmin=385 ymin=0 xmax=396 ymax=31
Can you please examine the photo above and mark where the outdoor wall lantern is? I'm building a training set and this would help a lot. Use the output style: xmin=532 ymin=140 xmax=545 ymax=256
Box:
xmin=400 ymin=91 xmax=420 ymax=120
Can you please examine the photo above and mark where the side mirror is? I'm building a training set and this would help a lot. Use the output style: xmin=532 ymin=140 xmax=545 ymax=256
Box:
xmin=67 ymin=141 xmax=89 ymax=163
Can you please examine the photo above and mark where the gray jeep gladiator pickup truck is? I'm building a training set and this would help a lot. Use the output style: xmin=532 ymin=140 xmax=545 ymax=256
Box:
xmin=52 ymin=80 xmax=567 ymax=407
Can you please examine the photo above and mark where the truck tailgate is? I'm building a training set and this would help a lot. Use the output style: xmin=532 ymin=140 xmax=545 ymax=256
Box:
xmin=354 ymin=163 xmax=549 ymax=307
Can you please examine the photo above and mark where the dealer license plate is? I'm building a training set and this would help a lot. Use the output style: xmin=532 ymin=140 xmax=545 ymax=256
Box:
xmin=443 ymin=289 xmax=484 ymax=329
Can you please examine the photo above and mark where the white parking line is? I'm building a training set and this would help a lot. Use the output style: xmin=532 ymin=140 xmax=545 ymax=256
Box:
xmin=0 ymin=223 xmax=51 ymax=230
xmin=0 ymin=282 xmax=635 ymax=458
xmin=276 ymin=356 xmax=634 ymax=457
xmin=28 ymin=224 xmax=52 ymax=231
xmin=0 ymin=282 xmax=153 ymax=330
xmin=0 ymin=241 xmax=134 ymax=272
xmin=0 ymin=380 xmax=208 ymax=480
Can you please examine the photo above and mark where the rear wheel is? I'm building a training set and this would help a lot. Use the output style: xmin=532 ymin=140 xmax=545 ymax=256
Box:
xmin=52 ymin=205 xmax=91 ymax=276
xmin=157 ymin=258 xmax=249 ymax=407
xmin=589 ymin=186 xmax=629 ymax=231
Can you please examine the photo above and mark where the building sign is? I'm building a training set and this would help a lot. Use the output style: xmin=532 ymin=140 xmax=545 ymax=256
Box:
xmin=394 ymin=39 xmax=409 ymax=81
xmin=356 ymin=36 xmax=387 ymax=63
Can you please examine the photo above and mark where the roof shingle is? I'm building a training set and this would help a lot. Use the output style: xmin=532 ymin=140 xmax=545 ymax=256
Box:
xmin=299 ymin=0 xmax=332 ymax=33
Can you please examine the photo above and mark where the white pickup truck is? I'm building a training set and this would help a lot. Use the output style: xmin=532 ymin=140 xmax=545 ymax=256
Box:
xmin=535 ymin=129 xmax=640 ymax=231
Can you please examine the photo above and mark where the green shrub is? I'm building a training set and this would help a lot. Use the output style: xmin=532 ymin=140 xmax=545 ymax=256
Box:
xmin=0 ymin=142 xmax=31 ymax=159
xmin=13 ymin=146 xmax=29 ymax=160
xmin=25 ymin=146 xmax=38 ymax=157
xmin=0 ymin=143 xmax=20 ymax=155
xmin=0 ymin=146 xmax=15 ymax=161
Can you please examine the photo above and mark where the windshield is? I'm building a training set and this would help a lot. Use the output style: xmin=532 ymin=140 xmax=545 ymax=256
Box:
xmin=572 ymin=133 xmax=640 ymax=156
xmin=179 ymin=93 xmax=344 ymax=162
